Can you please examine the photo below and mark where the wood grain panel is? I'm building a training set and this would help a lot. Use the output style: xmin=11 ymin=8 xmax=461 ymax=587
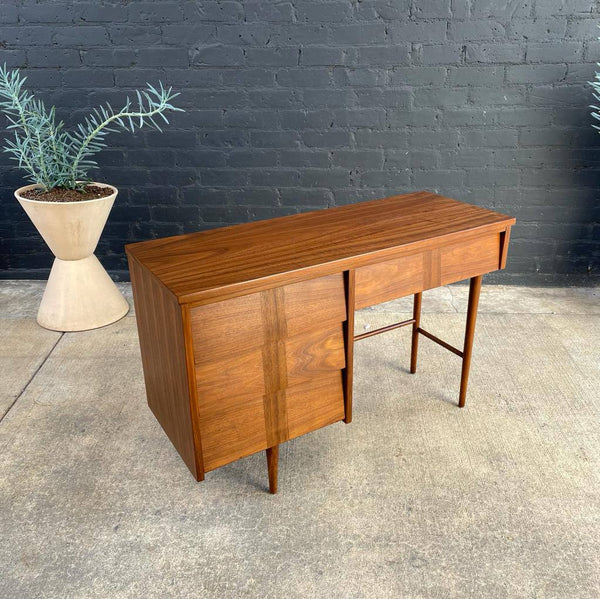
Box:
xmin=128 ymin=256 xmax=200 ymax=479
xmin=282 ymin=273 xmax=347 ymax=335
xmin=354 ymin=252 xmax=424 ymax=309
xmin=285 ymin=324 xmax=346 ymax=387
xmin=189 ymin=292 xmax=263 ymax=364
xmin=286 ymin=371 xmax=345 ymax=440
xmin=440 ymin=233 xmax=501 ymax=285
xmin=195 ymin=348 xmax=265 ymax=404
xmin=199 ymin=392 xmax=268 ymax=472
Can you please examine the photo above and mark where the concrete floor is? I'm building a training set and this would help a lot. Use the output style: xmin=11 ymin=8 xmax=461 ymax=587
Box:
xmin=1 ymin=281 xmax=599 ymax=599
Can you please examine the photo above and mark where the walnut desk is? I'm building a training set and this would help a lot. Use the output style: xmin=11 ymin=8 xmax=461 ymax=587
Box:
xmin=126 ymin=192 xmax=515 ymax=493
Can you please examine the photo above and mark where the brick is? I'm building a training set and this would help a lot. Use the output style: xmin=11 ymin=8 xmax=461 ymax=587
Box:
xmin=461 ymin=129 xmax=519 ymax=147
xmin=78 ymin=3 xmax=128 ymax=22
xmin=442 ymin=109 xmax=496 ymax=126
xmin=19 ymin=3 xmax=74 ymax=23
xmin=508 ymin=18 xmax=567 ymax=40
xmin=279 ymin=188 xmax=333 ymax=206
xmin=332 ymin=108 xmax=386 ymax=128
xmin=216 ymin=24 xmax=271 ymax=46
xmin=249 ymin=169 xmax=299 ymax=186
xmin=1 ymin=26 xmax=53 ymax=46
xmin=361 ymin=170 xmax=411 ymax=187
xmin=198 ymin=129 xmax=249 ymax=147
xmin=82 ymin=49 xmax=136 ymax=68
xmin=469 ymin=87 xmax=526 ymax=105
xmin=191 ymin=45 xmax=244 ymax=66
xmin=62 ymin=69 xmax=114 ymax=88
xmin=280 ymin=110 xmax=334 ymax=129
xmin=228 ymin=150 xmax=278 ymax=167
xmin=332 ymin=150 xmax=384 ymax=169
xmin=355 ymin=130 xmax=410 ymax=148
xmin=27 ymin=48 xmax=80 ymax=68
xmin=389 ymin=21 xmax=447 ymax=43
xmin=333 ymin=68 xmax=388 ymax=87
xmin=355 ymin=1 xmax=412 ymax=21
xmin=296 ymin=2 xmax=353 ymax=22
xmin=108 ymin=26 xmax=161 ymax=45
xmin=223 ymin=111 xmax=275 ymax=129
xmin=246 ymin=47 xmax=298 ymax=66
xmin=302 ymin=131 xmax=353 ymax=148
xmin=280 ymin=151 xmax=329 ymax=167
xmin=414 ymin=88 xmax=469 ymax=107
xmin=355 ymin=88 xmax=411 ymax=108
xmin=0 ymin=4 xmax=18 ymax=23
xmin=358 ymin=46 xmax=411 ymax=66
xmin=248 ymin=89 xmax=295 ymax=108
xmin=534 ymin=0 xmax=595 ymax=16
xmin=301 ymin=47 xmax=347 ymax=66
xmin=302 ymin=89 xmax=353 ymax=108
xmin=128 ymin=3 xmax=183 ymax=22
xmin=202 ymin=169 xmax=249 ymax=187
xmin=447 ymin=67 xmax=504 ymax=86
xmin=244 ymin=2 xmax=294 ymax=22
xmin=250 ymin=131 xmax=300 ymax=148
xmin=390 ymin=67 xmax=446 ymax=86
xmin=421 ymin=45 xmax=463 ymax=65
xmin=527 ymin=42 xmax=583 ymax=63
xmin=299 ymin=168 xmax=350 ymax=187
xmin=506 ymin=64 xmax=567 ymax=84
xmin=466 ymin=43 xmax=525 ymax=63
xmin=162 ymin=24 xmax=216 ymax=46
xmin=138 ymin=48 xmax=189 ymax=67
xmin=471 ymin=1 xmax=532 ymax=18
xmin=276 ymin=68 xmax=331 ymax=87
xmin=331 ymin=24 xmax=387 ymax=45
xmin=388 ymin=109 xmax=441 ymax=127
xmin=53 ymin=25 xmax=109 ymax=46
xmin=449 ymin=21 xmax=506 ymax=41
xmin=412 ymin=0 xmax=451 ymax=18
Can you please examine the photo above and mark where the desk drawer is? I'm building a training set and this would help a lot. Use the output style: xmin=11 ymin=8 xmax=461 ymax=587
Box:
xmin=354 ymin=233 xmax=501 ymax=309
xmin=440 ymin=233 xmax=500 ymax=285
xmin=189 ymin=273 xmax=346 ymax=363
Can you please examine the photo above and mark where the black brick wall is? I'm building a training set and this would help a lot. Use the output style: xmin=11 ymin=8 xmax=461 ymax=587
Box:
xmin=1 ymin=0 xmax=600 ymax=284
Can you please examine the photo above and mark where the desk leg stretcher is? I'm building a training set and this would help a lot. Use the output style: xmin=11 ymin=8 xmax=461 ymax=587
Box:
xmin=353 ymin=275 xmax=483 ymax=408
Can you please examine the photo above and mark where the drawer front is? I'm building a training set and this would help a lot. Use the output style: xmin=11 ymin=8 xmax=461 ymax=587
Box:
xmin=354 ymin=252 xmax=424 ymax=309
xmin=440 ymin=233 xmax=500 ymax=285
xmin=189 ymin=274 xmax=348 ymax=471
xmin=354 ymin=233 xmax=501 ymax=309
xmin=189 ymin=273 xmax=346 ymax=363
xmin=286 ymin=371 xmax=345 ymax=440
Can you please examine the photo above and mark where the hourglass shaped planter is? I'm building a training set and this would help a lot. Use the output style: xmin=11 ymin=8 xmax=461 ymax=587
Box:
xmin=15 ymin=182 xmax=129 ymax=332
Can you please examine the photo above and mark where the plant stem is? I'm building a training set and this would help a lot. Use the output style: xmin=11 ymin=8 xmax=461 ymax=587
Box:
xmin=69 ymin=107 xmax=167 ymax=185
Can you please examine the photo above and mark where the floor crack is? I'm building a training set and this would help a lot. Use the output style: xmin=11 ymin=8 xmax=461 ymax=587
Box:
xmin=0 ymin=332 xmax=64 ymax=423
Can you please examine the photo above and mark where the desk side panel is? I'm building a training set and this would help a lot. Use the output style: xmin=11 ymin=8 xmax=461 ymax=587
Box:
xmin=128 ymin=256 xmax=199 ymax=479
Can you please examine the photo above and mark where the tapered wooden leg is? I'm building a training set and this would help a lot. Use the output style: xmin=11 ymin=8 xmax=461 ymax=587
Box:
xmin=459 ymin=275 xmax=483 ymax=408
xmin=266 ymin=445 xmax=279 ymax=494
xmin=410 ymin=292 xmax=422 ymax=374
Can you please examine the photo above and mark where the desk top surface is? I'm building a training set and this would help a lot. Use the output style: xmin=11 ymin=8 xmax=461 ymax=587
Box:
xmin=126 ymin=191 xmax=515 ymax=305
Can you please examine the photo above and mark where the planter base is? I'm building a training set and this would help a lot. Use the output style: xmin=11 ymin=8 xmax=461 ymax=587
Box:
xmin=38 ymin=255 xmax=129 ymax=332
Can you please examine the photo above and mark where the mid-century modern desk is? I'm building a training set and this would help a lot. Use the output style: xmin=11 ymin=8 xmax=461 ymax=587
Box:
xmin=126 ymin=192 xmax=515 ymax=493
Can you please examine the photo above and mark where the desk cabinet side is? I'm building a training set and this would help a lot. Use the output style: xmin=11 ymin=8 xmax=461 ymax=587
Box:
xmin=128 ymin=256 xmax=202 ymax=480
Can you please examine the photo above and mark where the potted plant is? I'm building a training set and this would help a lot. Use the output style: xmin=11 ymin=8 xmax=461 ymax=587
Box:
xmin=0 ymin=65 xmax=182 ymax=331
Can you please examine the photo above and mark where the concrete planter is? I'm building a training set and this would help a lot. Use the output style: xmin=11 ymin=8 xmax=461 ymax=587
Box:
xmin=15 ymin=182 xmax=129 ymax=332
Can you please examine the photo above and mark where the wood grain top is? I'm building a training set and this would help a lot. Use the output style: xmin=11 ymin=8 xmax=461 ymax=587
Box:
xmin=125 ymin=191 xmax=515 ymax=305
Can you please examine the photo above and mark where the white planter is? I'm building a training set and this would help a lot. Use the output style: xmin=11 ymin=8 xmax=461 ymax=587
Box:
xmin=15 ymin=182 xmax=129 ymax=332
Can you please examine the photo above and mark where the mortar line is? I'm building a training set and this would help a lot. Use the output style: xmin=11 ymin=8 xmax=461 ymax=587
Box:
xmin=0 ymin=332 xmax=64 ymax=424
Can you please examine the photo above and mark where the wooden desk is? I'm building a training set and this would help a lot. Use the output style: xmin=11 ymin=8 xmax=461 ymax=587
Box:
xmin=126 ymin=192 xmax=515 ymax=493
